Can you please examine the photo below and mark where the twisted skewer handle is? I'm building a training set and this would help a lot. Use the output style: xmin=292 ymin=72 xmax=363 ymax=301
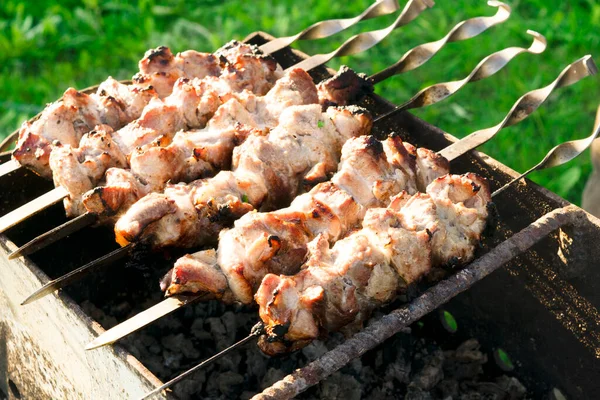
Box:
xmin=439 ymin=55 xmax=598 ymax=161
xmin=370 ymin=1 xmax=512 ymax=84
xmin=291 ymin=0 xmax=435 ymax=72
xmin=493 ymin=105 xmax=600 ymax=197
xmin=375 ymin=30 xmax=547 ymax=122
xmin=259 ymin=0 xmax=400 ymax=54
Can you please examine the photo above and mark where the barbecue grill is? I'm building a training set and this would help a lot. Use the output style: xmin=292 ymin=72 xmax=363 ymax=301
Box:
xmin=1 ymin=23 xmax=600 ymax=400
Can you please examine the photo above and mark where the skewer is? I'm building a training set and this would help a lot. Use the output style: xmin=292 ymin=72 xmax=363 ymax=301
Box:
xmin=0 ymin=0 xmax=433 ymax=236
xmin=0 ymin=159 xmax=20 ymax=177
xmin=9 ymin=213 xmax=97 ymax=260
xmin=84 ymin=53 xmax=593 ymax=350
xmin=370 ymin=0 xmax=512 ymax=84
xmin=439 ymin=55 xmax=598 ymax=160
xmin=259 ymin=0 xmax=400 ymax=54
xmin=20 ymin=244 xmax=132 ymax=305
xmin=138 ymin=110 xmax=600 ymax=399
xmin=493 ymin=111 xmax=600 ymax=197
xmin=0 ymin=186 xmax=68 ymax=233
xmin=375 ymin=28 xmax=546 ymax=121
xmin=138 ymin=322 xmax=265 ymax=400
xmin=85 ymin=293 xmax=212 ymax=349
xmin=0 ymin=131 xmax=19 ymax=153
xmin=13 ymin=2 xmax=512 ymax=260
xmin=0 ymin=0 xmax=402 ymax=178
xmin=292 ymin=0 xmax=434 ymax=71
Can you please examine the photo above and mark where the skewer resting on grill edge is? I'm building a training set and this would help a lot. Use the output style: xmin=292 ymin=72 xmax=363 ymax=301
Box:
xmin=10 ymin=2 xmax=512 ymax=261
xmin=23 ymin=20 xmax=529 ymax=308
xmin=492 ymin=110 xmax=600 ymax=197
xmin=137 ymin=109 xmax=600 ymax=400
xmin=84 ymin=51 xmax=593 ymax=352
xmin=0 ymin=0 xmax=435 ymax=236
xmin=0 ymin=0 xmax=401 ymax=178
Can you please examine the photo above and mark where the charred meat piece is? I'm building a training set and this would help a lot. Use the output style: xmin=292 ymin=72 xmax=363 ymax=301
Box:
xmin=162 ymin=135 xmax=450 ymax=304
xmin=255 ymin=173 xmax=491 ymax=355
xmin=317 ymin=65 xmax=374 ymax=109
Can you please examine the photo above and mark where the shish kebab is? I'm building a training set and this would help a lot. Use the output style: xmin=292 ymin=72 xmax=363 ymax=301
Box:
xmin=0 ymin=0 xmax=424 ymax=233
xmin=140 ymin=72 xmax=600 ymax=400
xmin=12 ymin=1 xmax=511 ymax=264
xmin=86 ymin=54 xmax=597 ymax=353
xmin=23 ymin=4 xmax=521 ymax=306
xmin=0 ymin=0 xmax=400 ymax=178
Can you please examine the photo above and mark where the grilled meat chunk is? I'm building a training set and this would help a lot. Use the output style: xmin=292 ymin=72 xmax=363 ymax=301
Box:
xmin=255 ymin=173 xmax=491 ymax=355
xmin=161 ymin=135 xmax=450 ymax=304
xmin=317 ymin=65 xmax=374 ymax=108
xmin=114 ymin=105 xmax=373 ymax=250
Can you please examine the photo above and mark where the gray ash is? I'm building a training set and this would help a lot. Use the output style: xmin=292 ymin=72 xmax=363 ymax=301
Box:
xmin=82 ymin=299 xmax=531 ymax=400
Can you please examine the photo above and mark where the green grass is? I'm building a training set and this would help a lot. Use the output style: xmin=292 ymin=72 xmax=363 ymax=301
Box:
xmin=1 ymin=0 xmax=598 ymax=204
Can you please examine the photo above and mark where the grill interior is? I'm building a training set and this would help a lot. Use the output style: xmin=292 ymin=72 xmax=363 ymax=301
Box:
xmin=1 ymin=32 xmax=599 ymax=399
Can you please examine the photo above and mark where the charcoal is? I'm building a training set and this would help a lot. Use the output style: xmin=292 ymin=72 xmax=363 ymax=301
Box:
xmin=318 ymin=372 xmax=362 ymax=400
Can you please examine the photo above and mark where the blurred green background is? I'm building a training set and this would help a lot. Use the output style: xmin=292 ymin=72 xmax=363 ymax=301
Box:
xmin=0 ymin=0 xmax=598 ymax=204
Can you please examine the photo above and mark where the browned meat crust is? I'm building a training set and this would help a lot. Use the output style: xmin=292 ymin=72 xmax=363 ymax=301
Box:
xmin=317 ymin=65 xmax=374 ymax=109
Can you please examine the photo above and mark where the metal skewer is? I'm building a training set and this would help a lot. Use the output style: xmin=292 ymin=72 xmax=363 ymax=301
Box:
xmin=439 ymin=55 xmax=598 ymax=160
xmin=0 ymin=0 xmax=434 ymax=236
xmin=259 ymin=0 xmax=400 ymax=54
xmin=493 ymin=107 xmax=600 ymax=197
xmin=0 ymin=159 xmax=20 ymax=177
xmin=138 ymin=322 xmax=265 ymax=400
xmin=292 ymin=0 xmax=435 ymax=71
xmin=12 ymin=2 xmax=512 ymax=261
xmin=9 ymin=212 xmax=97 ymax=259
xmin=0 ymin=186 xmax=68 ymax=234
xmin=20 ymin=244 xmax=132 ymax=305
xmin=0 ymin=0 xmax=402 ymax=178
xmin=85 ymin=293 xmax=212 ymax=349
xmin=138 ymin=111 xmax=600 ymax=398
xmin=374 ymin=29 xmax=547 ymax=121
xmin=85 ymin=52 xmax=593 ymax=351
xmin=370 ymin=0 xmax=512 ymax=84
